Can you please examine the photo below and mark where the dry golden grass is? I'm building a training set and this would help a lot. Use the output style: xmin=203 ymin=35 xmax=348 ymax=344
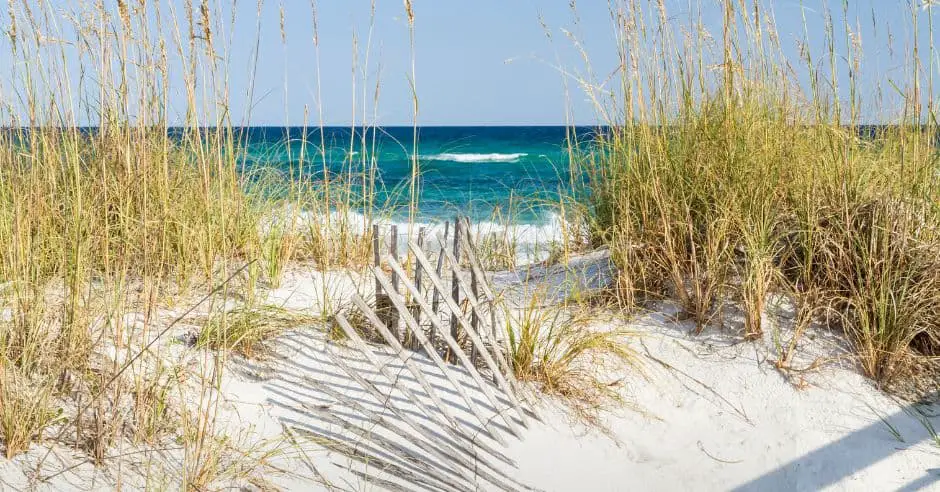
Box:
xmin=197 ymin=305 xmax=317 ymax=359
xmin=573 ymin=0 xmax=940 ymax=391
xmin=504 ymin=291 xmax=638 ymax=417
xmin=0 ymin=0 xmax=383 ymax=485
xmin=0 ymin=367 xmax=60 ymax=459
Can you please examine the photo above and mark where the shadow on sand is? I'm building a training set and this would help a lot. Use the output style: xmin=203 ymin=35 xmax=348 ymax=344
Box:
xmin=238 ymin=329 xmax=536 ymax=492
xmin=733 ymin=391 xmax=939 ymax=492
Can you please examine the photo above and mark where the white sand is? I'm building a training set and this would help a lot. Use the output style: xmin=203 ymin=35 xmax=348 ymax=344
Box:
xmin=2 ymin=258 xmax=937 ymax=491
xmin=507 ymin=306 xmax=940 ymax=491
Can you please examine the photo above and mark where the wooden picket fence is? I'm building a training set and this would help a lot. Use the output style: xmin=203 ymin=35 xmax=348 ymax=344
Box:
xmin=331 ymin=216 xmax=535 ymax=448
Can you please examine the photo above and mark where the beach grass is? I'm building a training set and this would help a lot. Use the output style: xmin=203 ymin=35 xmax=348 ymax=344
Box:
xmin=573 ymin=0 xmax=940 ymax=389
xmin=197 ymin=305 xmax=317 ymax=359
xmin=0 ymin=0 xmax=381 ymax=482
xmin=1 ymin=0 xmax=938 ymax=487
xmin=505 ymin=290 xmax=638 ymax=417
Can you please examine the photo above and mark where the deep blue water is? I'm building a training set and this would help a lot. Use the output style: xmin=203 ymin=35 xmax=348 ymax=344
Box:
xmin=238 ymin=126 xmax=596 ymax=224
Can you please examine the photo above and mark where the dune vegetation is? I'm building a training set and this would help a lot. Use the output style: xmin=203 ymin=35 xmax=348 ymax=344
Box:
xmin=0 ymin=0 xmax=937 ymax=488
xmin=572 ymin=0 xmax=940 ymax=391
xmin=0 ymin=0 xmax=378 ymax=481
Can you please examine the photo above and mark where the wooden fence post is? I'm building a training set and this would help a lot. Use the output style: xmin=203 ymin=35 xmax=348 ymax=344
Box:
xmin=470 ymin=255 xmax=480 ymax=363
xmin=410 ymin=227 xmax=426 ymax=350
xmin=449 ymin=216 xmax=462 ymax=362
xmin=390 ymin=224 xmax=401 ymax=341
xmin=373 ymin=224 xmax=400 ymax=342
xmin=429 ymin=221 xmax=449 ymax=352
xmin=431 ymin=222 xmax=449 ymax=314
xmin=390 ymin=225 xmax=399 ymax=290
xmin=372 ymin=224 xmax=381 ymax=296
xmin=464 ymin=217 xmax=482 ymax=365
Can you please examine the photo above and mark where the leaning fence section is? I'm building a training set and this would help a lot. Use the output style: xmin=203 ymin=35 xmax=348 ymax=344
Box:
xmin=330 ymin=216 xmax=535 ymax=448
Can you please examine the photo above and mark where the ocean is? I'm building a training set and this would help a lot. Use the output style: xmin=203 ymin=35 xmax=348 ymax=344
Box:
xmin=239 ymin=126 xmax=593 ymax=226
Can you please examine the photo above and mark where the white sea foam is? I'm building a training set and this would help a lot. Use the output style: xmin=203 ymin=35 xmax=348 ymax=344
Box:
xmin=424 ymin=152 xmax=528 ymax=163
xmin=370 ymin=213 xmax=567 ymax=264
xmin=269 ymin=206 xmax=572 ymax=266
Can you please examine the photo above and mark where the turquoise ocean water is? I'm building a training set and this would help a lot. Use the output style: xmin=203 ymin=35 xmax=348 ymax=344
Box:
xmin=240 ymin=126 xmax=591 ymax=225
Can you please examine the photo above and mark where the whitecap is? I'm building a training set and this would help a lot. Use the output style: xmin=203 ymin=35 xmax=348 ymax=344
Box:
xmin=423 ymin=152 xmax=528 ymax=163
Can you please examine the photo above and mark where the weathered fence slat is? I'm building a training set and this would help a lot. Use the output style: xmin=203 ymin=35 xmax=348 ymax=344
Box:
xmin=432 ymin=221 xmax=450 ymax=315
xmin=372 ymin=224 xmax=382 ymax=295
xmin=410 ymin=227 xmax=426 ymax=350
xmin=456 ymin=222 xmax=509 ymax=368
xmin=470 ymin=260 xmax=481 ymax=363
xmin=438 ymin=235 xmax=503 ymax=373
xmin=414 ymin=241 xmax=502 ymax=369
xmin=450 ymin=217 xmax=462 ymax=358
xmin=458 ymin=224 xmax=536 ymax=415
xmin=373 ymin=267 xmax=509 ymax=445
xmin=384 ymin=255 xmax=524 ymax=438
xmin=349 ymin=293 xmax=462 ymax=430
xmin=390 ymin=224 xmax=400 ymax=292
xmin=458 ymin=221 xmax=497 ymax=301
xmin=341 ymin=218 xmax=539 ymax=458
xmin=405 ymin=244 xmax=530 ymax=429
xmin=319 ymin=345 xmax=476 ymax=487
xmin=441 ymin=237 xmax=530 ymax=411
xmin=437 ymin=237 xmax=485 ymax=312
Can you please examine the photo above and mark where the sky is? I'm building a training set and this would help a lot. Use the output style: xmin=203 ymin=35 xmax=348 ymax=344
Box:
xmin=1 ymin=1 xmax=937 ymax=125
xmin=224 ymin=0 xmax=622 ymax=125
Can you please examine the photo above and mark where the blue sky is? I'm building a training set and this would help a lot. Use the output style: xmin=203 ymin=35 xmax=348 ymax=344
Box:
xmin=233 ymin=0 xmax=938 ymax=125
xmin=229 ymin=0 xmax=620 ymax=125
xmin=1 ymin=1 xmax=936 ymax=125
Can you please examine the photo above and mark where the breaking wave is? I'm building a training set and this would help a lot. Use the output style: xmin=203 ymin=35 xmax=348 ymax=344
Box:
xmin=424 ymin=152 xmax=528 ymax=163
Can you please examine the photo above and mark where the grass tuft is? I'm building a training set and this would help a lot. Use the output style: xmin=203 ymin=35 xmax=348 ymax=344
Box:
xmin=197 ymin=306 xmax=318 ymax=359
xmin=0 ymin=367 xmax=61 ymax=459
xmin=505 ymin=292 xmax=638 ymax=416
